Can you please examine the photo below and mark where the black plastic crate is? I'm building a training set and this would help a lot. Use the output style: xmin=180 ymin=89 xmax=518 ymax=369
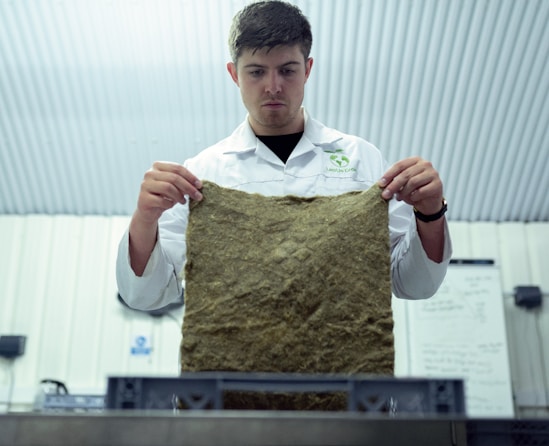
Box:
xmin=106 ymin=372 xmax=465 ymax=416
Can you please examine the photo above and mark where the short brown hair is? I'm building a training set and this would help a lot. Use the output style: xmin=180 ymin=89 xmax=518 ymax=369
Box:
xmin=228 ymin=1 xmax=313 ymax=63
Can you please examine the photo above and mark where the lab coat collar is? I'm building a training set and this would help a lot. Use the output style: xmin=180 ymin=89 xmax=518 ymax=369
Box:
xmin=221 ymin=108 xmax=343 ymax=157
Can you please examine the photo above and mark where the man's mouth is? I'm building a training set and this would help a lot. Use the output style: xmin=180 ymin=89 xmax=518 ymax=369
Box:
xmin=263 ymin=101 xmax=285 ymax=108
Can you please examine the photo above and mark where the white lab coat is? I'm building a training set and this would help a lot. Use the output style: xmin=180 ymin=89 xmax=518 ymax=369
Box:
xmin=117 ymin=109 xmax=452 ymax=310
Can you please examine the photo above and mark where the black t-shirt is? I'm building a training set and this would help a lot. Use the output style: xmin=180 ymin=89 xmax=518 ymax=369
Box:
xmin=257 ymin=132 xmax=304 ymax=164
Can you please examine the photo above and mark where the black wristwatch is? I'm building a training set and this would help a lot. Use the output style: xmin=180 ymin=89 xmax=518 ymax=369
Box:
xmin=413 ymin=198 xmax=448 ymax=222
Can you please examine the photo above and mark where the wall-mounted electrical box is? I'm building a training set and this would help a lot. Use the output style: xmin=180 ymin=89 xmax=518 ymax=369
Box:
xmin=0 ymin=335 xmax=27 ymax=358
xmin=514 ymin=286 xmax=542 ymax=309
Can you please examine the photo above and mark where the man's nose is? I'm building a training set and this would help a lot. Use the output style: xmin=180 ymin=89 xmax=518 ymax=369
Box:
xmin=265 ymin=72 xmax=282 ymax=94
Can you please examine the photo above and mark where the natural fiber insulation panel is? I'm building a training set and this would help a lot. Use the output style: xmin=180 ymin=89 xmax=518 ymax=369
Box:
xmin=181 ymin=181 xmax=393 ymax=409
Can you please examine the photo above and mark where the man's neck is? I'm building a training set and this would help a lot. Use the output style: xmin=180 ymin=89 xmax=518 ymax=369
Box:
xmin=257 ymin=132 xmax=304 ymax=164
xmin=248 ymin=108 xmax=306 ymax=136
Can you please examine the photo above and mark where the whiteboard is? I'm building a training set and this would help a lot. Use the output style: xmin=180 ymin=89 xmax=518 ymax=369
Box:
xmin=393 ymin=262 xmax=514 ymax=418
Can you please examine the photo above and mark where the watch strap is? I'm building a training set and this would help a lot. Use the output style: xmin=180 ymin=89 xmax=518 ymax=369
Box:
xmin=414 ymin=198 xmax=448 ymax=222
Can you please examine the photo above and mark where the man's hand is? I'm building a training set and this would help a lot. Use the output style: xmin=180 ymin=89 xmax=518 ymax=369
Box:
xmin=135 ymin=161 xmax=203 ymax=224
xmin=378 ymin=156 xmax=443 ymax=215
xmin=129 ymin=162 xmax=203 ymax=276
xmin=378 ymin=156 xmax=446 ymax=262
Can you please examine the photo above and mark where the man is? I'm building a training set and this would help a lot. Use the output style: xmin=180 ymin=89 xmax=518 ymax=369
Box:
xmin=117 ymin=0 xmax=451 ymax=311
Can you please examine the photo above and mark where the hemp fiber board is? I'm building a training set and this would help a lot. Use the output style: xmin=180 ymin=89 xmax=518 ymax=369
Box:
xmin=181 ymin=181 xmax=393 ymax=409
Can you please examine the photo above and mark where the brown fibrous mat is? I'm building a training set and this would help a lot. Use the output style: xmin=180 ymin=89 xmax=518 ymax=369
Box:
xmin=181 ymin=181 xmax=393 ymax=410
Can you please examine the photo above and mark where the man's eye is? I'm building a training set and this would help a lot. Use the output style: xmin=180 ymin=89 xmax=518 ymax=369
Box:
xmin=250 ymin=70 xmax=263 ymax=77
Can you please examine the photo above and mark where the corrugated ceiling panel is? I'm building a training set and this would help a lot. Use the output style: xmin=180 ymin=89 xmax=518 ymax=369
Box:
xmin=0 ymin=0 xmax=547 ymax=220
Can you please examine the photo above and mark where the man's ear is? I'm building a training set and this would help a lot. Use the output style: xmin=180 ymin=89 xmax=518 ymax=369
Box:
xmin=227 ymin=62 xmax=239 ymax=86
xmin=304 ymin=57 xmax=314 ymax=82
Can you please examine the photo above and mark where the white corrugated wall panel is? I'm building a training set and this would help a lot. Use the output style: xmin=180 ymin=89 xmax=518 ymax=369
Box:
xmin=441 ymin=221 xmax=549 ymax=415
xmin=0 ymin=215 xmax=186 ymax=408
xmin=498 ymin=223 xmax=549 ymax=415
xmin=0 ymin=216 xmax=548 ymax=416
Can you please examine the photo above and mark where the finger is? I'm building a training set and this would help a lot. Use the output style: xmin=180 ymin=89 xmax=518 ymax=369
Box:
xmin=378 ymin=157 xmax=419 ymax=187
xmin=153 ymin=161 xmax=203 ymax=189
xmin=144 ymin=176 xmax=191 ymax=205
xmin=398 ymin=168 xmax=438 ymax=200
xmin=404 ymin=178 xmax=441 ymax=203
xmin=380 ymin=162 xmax=424 ymax=199
xmin=149 ymin=162 xmax=203 ymax=201
xmin=141 ymin=190 xmax=184 ymax=211
xmin=135 ymin=187 xmax=183 ymax=223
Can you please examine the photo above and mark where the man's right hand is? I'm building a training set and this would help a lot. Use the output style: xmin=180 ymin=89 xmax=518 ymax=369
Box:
xmin=136 ymin=161 xmax=203 ymax=223
xmin=129 ymin=162 xmax=203 ymax=276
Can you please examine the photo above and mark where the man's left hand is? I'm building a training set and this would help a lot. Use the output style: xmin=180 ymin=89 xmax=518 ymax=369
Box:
xmin=378 ymin=156 xmax=444 ymax=216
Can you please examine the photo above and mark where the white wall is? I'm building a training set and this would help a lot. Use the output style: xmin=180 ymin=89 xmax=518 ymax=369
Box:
xmin=0 ymin=215 xmax=183 ymax=411
xmin=449 ymin=222 xmax=549 ymax=418
xmin=0 ymin=216 xmax=547 ymax=417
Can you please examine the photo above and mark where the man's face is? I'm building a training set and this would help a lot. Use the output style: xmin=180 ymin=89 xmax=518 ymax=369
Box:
xmin=227 ymin=45 xmax=313 ymax=135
